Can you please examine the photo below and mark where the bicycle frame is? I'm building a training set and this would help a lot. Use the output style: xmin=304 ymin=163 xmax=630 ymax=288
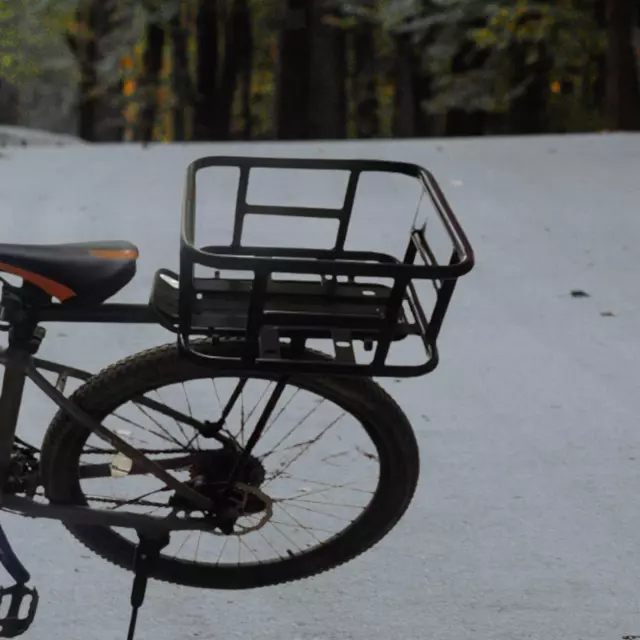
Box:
xmin=0 ymin=296 xmax=239 ymax=533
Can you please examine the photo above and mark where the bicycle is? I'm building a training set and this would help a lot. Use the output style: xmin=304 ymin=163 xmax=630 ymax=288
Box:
xmin=0 ymin=156 xmax=474 ymax=639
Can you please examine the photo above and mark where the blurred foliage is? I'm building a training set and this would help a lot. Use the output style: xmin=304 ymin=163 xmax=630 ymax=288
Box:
xmin=0 ymin=0 xmax=635 ymax=138
xmin=0 ymin=0 xmax=50 ymax=83
xmin=365 ymin=0 xmax=607 ymax=123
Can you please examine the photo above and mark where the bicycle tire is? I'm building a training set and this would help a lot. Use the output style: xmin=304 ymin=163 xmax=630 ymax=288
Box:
xmin=40 ymin=340 xmax=420 ymax=589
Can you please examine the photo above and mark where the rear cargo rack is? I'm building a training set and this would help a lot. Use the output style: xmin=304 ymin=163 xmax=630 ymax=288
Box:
xmin=150 ymin=156 xmax=475 ymax=377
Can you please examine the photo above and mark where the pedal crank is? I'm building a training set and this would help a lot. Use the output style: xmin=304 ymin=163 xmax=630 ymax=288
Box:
xmin=126 ymin=532 xmax=170 ymax=640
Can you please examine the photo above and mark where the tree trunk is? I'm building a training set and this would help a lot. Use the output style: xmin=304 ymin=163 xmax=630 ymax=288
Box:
xmin=217 ymin=0 xmax=252 ymax=139
xmin=353 ymin=16 xmax=379 ymax=138
xmin=96 ymin=77 xmax=124 ymax=141
xmin=446 ymin=33 xmax=488 ymax=136
xmin=507 ymin=40 xmax=552 ymax=134
xmin=0 ymin=78 xmax=19 ymax=125
xmin=308 ymin=0 xmax=347 ymax=139
xmin=275 ymin=0 xmax=311 ymax=139
xmin=592 ymin=0 xmax=607 ymax=115
xmin=392 ymin=34 xmax=430 ymax=137
xmin=412 ymin=47 xmax=433 ymax=135
xmin=241 ymin=7 xmax=254 ymax=140
xmin=171 ymin=10 xmax=190 ymax=141
xmin=67 ymin=3 xmax=98 ymax=141
xmin=66 ymin=0 xmax=125 ymax=141
xmin=605 ymin=0 xmax=640 ymax=130
xmin=136 ymin=21 xmax=165 ymax=142
xmin=194 ymin=0 xmax=218 ymax=140
xmin=94 ymin=0 xmax=125 ymax=141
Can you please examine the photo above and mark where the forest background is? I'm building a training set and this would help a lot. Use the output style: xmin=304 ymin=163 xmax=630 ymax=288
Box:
xmin=0 ymin=0 xmax=638 ymax=142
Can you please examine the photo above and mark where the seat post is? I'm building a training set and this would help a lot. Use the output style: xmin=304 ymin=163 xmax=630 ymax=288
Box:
xmin=0 ymin=287 xmax=45 ymax=498
xmin=0 ymin=346 xmax=30 ymax=498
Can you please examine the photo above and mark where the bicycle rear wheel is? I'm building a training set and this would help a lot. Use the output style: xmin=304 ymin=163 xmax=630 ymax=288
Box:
xmin=40 ymin=340 xmax=420 ymax=589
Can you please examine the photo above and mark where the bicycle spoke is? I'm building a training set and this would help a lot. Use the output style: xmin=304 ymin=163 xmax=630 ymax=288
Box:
xmin=266 ymin=519 xmax=337 ymax=536
xmin=273 ymin=480 xmax=371 ymax=501
xmin=230 ymin=378 xmax=288 ymax=477
xmin=179 ymin=384 xmax=200 ymax=449
xmin=276 ymin=503 xmax=323 ymax=545
xmin=194 ymin=533 xmax=203 ymax=563
xmin=259 ymin=387 xmax=302 ymax=444
xmin=285 ymin=497 xmax=367 ymax=511
xmin=147 ymin=389 xmax=191 ymax=448
xmin=73 ymin=373 xmax=383 ymax=569
xmin=244 ymin=382 xmax=273 ymax=434
xmin=265 ymin=474 xmax=374 ymax=495
xmin=266 ymin=412 xmax=346 ymax=482
xmin=83 ymin=494 xmax=167 ymax=509
xmin=173 ymin=532 xmax=193 ymax=559
xmin=211 ymin=379 xmax=222 ymax=411
xmin=254 ymin=527 xmax=285 ymax=560
xmin=131 ymin=403 xmax=184 ymax=448
xmin=278 ymin=501 xmax=351 ymax=522
xmin=216 ymin=537 xmax=230 ymax=565
xmin=107 ymin=488 xmax=169 ymax=511
xmin=238 ymin=537 xmax=261 ymax=563
xmin=181 ymin=384 xmax=194 ymax=422
xmin=152 ymin=386 xmax=191 ymax=447
xmin=259 ymin=400 xmax=326 ymax=461
xmin=109 ymin=412 xmax=164 ymax=446
xmin=268 ymin=519 xmax=304 ymax=554
xmin=217 ymin=377 xmax=247 ymax=429
xmin=131 ymin=393 xmax=208 ymax=434
xmin=240 ymin=387 xmax=246 ymax=447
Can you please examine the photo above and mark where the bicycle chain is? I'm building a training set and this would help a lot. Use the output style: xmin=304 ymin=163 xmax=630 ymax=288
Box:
xmin=43 ymin=450 xmax=275 ymax=533
xmin=30 ymin=488 xmax=166 ymax=509
xmin=56 ymin=489 xmax=274 ymax=535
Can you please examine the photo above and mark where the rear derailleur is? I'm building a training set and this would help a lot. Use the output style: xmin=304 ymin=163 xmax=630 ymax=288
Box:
xmin=168 ymin=447 xmax=272 ymax=534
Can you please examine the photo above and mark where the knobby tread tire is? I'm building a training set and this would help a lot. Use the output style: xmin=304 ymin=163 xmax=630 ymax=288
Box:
xmin=40 ymin=340 xmax=420 ymax=589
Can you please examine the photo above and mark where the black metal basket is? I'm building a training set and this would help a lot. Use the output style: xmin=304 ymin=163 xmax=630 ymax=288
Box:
xmin=150 ymin=156 xmax=475 ymax=377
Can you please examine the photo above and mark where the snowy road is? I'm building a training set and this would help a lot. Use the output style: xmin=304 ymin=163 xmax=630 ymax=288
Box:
xmin=0 ymin=134 xmax=639 ymax=640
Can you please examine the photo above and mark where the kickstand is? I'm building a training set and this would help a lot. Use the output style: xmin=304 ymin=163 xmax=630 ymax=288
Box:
xmin=126 ymin=532 xmax=169 ymax=640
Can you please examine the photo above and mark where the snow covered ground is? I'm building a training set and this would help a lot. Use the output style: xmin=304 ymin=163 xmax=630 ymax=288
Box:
xmin=0 ymin=126 xmax=84 ymax=148
xmin=0 ymin=133 xmax=639 ymax=640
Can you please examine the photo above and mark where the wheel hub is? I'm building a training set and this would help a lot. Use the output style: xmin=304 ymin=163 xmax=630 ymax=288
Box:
xmin=168 ymin=448 xmax=267 ymax=521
